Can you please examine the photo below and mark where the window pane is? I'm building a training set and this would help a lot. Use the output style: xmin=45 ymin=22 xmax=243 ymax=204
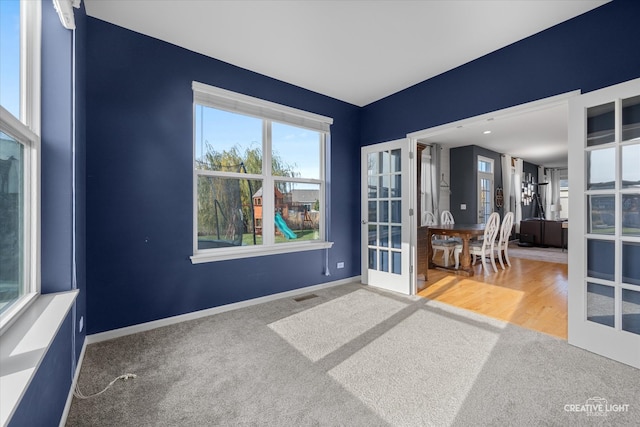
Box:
xmin=622 ymin=242 xmax=640 ymax=285
xmin=0 ymin=132 xmax=24 ymax=314
xmin=194 ymin=106 xmax=263 ymax=173
xmin=197 ymin=176 xmax=262 ymax=249
xmin=622 ymin=289 xmax=640 ymax=335
xmin=274 ymin=182 xmax=320 ymax=243
xmin=622 ymin=95 xmax=640 ymax=142
xmin=392 ymin=251 xmax=401 ymax=274
xmin=367 ymin=176 xmax=377 ymax=199
xmin=622 ymin=194 xmax=640 ymax=236
xmin=587 ymin=283 xmax=614 ymax=328
xmin=272 ymin=122 xmax=320 ymax=179
xmin=622 ymin=144 xmax=640 ymax=188
xmin=588 ymin=148 xmax=615 ymax=190
xmin=0 ymin=0 xmax=20 ymax=119
xmin=587 ymin=239 xmax=614 ymax=281
xmin=368 ymin=248 xmax=377 ymax=270
xmin=587 ymin=102 xmax=615 ymax=146
xmin=390 ymin=149 xmax=401 ymax=173
xmin=588 ymin=195 xmax=615 ymax=235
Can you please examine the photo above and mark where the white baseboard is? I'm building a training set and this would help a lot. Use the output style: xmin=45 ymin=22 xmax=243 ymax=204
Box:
xmin=87 ymin=276 xmax=361 ymax=344
xmin=59 ymin=339 xmax=87 ymax=427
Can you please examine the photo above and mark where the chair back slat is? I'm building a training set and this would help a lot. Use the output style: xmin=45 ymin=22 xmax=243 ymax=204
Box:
xmin=423 ymin=212 xmax=437 ymax=226
xmin=441 ymin=210 xmax=455 ymax=225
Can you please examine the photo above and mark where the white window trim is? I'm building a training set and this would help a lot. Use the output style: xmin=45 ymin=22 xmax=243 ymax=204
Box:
xmin=0 ymin=0 xmax=41 ymax=335
xmin=190 ymin=82 xmax=333 ymax=263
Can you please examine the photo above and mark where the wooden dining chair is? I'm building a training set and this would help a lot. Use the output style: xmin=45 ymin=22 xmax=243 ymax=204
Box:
xmin=441 ymin=210 xmax=455 ymax=225
xmin=494 ymin=212 xmax=514 ymax=269
xmin=426 ymin=211 xmax=457 ymax=267
xmin=454 ymin=212 xmax=500 ymax=273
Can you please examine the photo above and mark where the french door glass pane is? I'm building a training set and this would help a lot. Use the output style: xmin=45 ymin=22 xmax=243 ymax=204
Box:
xmin=380 ymin=250 xmax=389 ymax=272
xmin=367 ymin=148 xmax=402 ymax=276
xmin=621 ymin=289 xmax=640 ymax=335
xmin=587 ymin=102 xmax=615 ymax=146
xmin=0 ymin=132 xmax=24 ymax=315
xmin=587 ymin=283 xmax=615 ymax=328
xmin=379 ymin=226 xmax=389 ymax=247
xmin=368 ymin=225 xmax=376 ymax=246
xmin=588 ymin=148 xmax=615 ymax=190
xmin=392 ymin=251 xmax=401 ymax=274
xmin=621 ymin=144 xmax=640 ymax=188
xmin=368 ymin=176 xmax=377 ymax=198
xmin=622 ymin=242 xmax=640 ymax=285
xmin=368 ymin=248 xmax=377 ymax=270
xmin=622 ymin=194 xmax=640 ymax=236
xmin=588 ymin=195 xmax=615 ymax=234
xmin=587 ymin=239 xmax=614 ymax=281
xmin=622 ymin=95 xmax=640 ymax=142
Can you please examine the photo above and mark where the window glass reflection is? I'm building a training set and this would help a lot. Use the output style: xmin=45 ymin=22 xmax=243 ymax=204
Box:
xmin=587 ymin=283 xmax=615 ymax=328
xmin=587 ymin=102 xmax=615 ymax=146
xmin=588 ymin=148 xmax=615 ymax=190
xmin=622 ymin=144 xmax=640 ymax=188
xmin=622 ymin=95 xmax=640 ymax=142
xmin=588 ymin=195 xmax=615 ymax=235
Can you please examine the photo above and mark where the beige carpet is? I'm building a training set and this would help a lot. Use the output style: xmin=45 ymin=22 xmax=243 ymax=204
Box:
xmin=508 ymin=241 xmax=568 ymax=264
xmin=66 ymin=282 xmax=640 ymax=426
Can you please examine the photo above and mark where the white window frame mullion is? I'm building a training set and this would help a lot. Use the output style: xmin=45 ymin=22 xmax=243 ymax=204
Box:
xmin=262 ymin=120 xmax=274 ymax=244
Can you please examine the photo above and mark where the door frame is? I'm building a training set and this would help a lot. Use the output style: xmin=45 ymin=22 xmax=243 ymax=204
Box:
xmin=407 ymin=90 xmax=579 ymax=292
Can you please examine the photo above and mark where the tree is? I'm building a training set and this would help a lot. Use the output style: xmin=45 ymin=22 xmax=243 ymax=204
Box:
xmin=196 ymin=143 xmax=296 ymax=244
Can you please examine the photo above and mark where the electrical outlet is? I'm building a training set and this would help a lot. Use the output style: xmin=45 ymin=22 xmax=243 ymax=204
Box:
xmin=79 ymin=316 xmax=84 ymax=333
xmin=460 ymin=204 xmax=467 ymax=210
xmin=337 ymin=262 xmax=345 ymax=269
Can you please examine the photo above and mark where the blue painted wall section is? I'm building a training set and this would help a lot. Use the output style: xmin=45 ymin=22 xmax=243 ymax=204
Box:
xmin=85 ymin=18 xmax=361 ymax=334
xmin=9 ymin=1 xmax=88 ymax=426
xmin=360 ymin=0 xmax=640 ymax=146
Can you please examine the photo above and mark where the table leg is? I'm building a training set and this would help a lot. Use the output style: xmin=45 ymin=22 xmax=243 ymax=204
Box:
xmin=427 ymin=229 xmax=434 ymax=269
xmin=459 ymin=235 xmax=474 ymax=276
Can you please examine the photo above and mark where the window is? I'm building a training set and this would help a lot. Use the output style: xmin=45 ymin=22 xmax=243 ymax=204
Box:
xmin=191 ymin=82 xmax=333 ymax=263
xmin=0 ymin=0 xmax=40 ymax=331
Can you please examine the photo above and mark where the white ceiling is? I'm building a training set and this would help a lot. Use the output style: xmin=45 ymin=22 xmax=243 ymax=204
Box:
xmin=83 ymin=0 xmax=609 ymax=168
xmin=417 ymin=102 xmax=570 ymax=168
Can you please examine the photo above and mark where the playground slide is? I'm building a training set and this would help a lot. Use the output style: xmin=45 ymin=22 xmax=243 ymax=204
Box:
xmin=275 ymin=212 xmax=297 ymax=239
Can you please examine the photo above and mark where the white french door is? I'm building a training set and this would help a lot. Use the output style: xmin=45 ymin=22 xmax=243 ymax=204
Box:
xmin=568 ymin=77 xmax=640 ymax=368
xmin=361 ymin=139 xmax=411 ymax=295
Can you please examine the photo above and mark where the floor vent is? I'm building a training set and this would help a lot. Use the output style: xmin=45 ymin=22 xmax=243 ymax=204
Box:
xmin=293 ymin=294 xmax=318 ymax=302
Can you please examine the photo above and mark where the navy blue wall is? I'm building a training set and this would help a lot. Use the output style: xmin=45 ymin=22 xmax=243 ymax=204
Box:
xmin=85 ymin=19 xmax=361 ymax=334
xmin=10 ymin=2 xmax=87 ymax=425
xmin=449 ymin=145 xmax=505 ymax=223
xmin=360 ymin=0 xmax=640 ymax=146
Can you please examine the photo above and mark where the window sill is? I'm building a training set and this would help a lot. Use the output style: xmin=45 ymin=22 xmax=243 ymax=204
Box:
xmin=0 ymin=290 xmax=78 ymax=427
xmin=190 ymin=240 xmax=334 ymax=264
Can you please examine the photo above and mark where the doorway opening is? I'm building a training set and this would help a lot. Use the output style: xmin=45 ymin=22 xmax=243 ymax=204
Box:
xmin=408 ymin=90 xmax=578 ymax=338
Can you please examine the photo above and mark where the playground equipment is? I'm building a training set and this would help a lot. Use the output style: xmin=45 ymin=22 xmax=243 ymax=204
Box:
xmin=275 ymin=212 xmax=297 ymax=239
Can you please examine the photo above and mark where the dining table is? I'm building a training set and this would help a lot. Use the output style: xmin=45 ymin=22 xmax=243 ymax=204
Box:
xmin=424 ymin=223 xmax=487 ymax=276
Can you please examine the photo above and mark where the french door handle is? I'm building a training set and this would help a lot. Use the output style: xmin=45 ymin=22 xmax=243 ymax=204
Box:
xmin=362 ymin=220 xmax=367 ymax=224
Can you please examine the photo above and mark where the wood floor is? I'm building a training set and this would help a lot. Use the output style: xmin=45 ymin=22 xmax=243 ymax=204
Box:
xmin=417 ymin=255 xmax=568 ymax=339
